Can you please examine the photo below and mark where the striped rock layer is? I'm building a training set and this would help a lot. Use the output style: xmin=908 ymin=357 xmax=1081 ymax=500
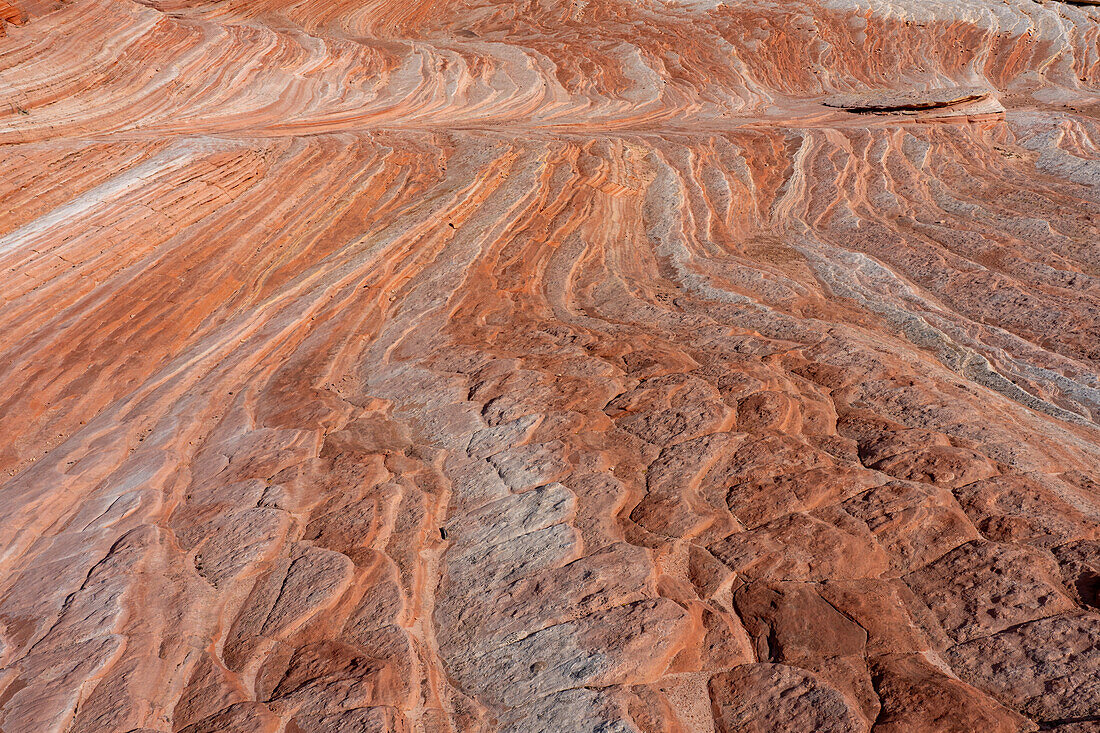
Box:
xmin=1 ymin=0 xmax=1099 ymax=731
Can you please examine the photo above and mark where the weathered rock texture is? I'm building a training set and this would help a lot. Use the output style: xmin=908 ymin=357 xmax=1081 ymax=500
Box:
xmin=1 ymin=0 xmax=1099 ymax=731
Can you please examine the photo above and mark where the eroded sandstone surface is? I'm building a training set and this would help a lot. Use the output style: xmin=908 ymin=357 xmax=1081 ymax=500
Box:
xmin=0 ymin=0 xmax=1099 ymax=731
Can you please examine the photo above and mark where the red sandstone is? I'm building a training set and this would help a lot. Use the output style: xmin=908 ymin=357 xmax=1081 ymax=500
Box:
xmin=0 ymin=0 xmax=1098 ymax=731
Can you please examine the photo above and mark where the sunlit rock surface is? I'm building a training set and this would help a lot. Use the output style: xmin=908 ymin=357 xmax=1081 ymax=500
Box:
xmin=0 ymin=0 xmax=1098 ymax=730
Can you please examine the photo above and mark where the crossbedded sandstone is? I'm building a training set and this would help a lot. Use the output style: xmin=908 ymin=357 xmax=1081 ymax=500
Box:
xmin=0 ymin=0 xmax=1098 ymax=731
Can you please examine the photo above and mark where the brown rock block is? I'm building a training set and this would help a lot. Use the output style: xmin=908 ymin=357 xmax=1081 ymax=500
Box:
xmin=708 ymin=663 xmax=868 ymax=733
xmin=946 ymin=613 xmax=1100 ymax=724
xmin=265 ymin=641 xmax=403 ymax=717
xmin=709 ymin=505 xmax=890 ymax=581
xmin=172 ymin=654 xmax=249 ymax=730
xmin=698 ymin=606 xmax=755 ymax=671
xmin=708 ymin=435 xmax=875 ymax=528
xmin=728 ymin=463 xmax=882 ymax=530
xmin=733 ymin=581 xmax=878 ymax=723
xmin=337 ymin=624 xmax=418 ymax=709
xmin=607 ymin=375 xmax=733 ymax=446
xmin=954 ymin=474 xmax=1099 ymax=547
xmin=304 ymin=481 xmax=403 ymax=556
xmin=178 ymin=702 xmax=281 ymax=733
xmin=736 ymin=391 xmax=802 ymax=433
xmin=223 ymin=546 xmax=356 ymax=672
xmin=734 ymin=581 xmax=868 ymax=663
xmin=630 ymin=488 xmax=713 ymax=540
xmin=631 ymin=432 xmax=739 ymax=539
xmin=288 ymin=707 xmax=411 ymax=733
xmin=819 ymin=579 xmax=951 ymax=655
xmin=343 ymin=554 xmax=408 ymax=635
xmin=905 ymin=540 xmax=1078 ymax=644
xmin=858 ymin=431 xmax=999 ymax=490
xmin=843 ymin=480 xmax=979 ymax=574
xmin=1052 ymin=540 xmax=1100 ymax=611
xmin=446 ymin=599 xmax=690 ymax=708
xmin=565 ymin=472 xmax=632 ymax=549
xmin=193 ymin=507 xmax=295 ymax=586
xmin=688 ymin=544 xmax=735 ymax=600
xmin=871 ymin=654 xmax=1036 ymax=733
xmin=435 ymin=542 xmax=653 ymax=653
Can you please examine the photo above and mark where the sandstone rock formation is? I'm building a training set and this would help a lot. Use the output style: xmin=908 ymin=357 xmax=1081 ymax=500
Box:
xmin=0 ymin=0 xmax=1098 ymax=731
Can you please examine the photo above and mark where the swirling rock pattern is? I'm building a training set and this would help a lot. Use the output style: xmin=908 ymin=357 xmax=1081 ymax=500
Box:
xmin=1 ymin=0 xmax=1099 ymax=731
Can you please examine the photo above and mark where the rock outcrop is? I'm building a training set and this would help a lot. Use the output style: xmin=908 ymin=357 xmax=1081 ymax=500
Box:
xmin=824 ymin=87 xmax=1006 ymax=118
xmin=0 ymin=0 xmax=1098 ymax=731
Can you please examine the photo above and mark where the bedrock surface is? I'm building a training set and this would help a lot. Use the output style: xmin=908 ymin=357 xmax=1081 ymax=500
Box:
xmin=0 ymin=0 xmax=1098 ymax=731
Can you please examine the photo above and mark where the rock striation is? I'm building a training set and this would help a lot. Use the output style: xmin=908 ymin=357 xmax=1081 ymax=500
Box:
xmin=0 ymin=0 xmax=1098 ymax=731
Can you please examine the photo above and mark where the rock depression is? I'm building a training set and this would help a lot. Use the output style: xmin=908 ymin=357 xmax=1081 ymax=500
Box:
xmin=0 ymin=0 xmax=1099 ymax=731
